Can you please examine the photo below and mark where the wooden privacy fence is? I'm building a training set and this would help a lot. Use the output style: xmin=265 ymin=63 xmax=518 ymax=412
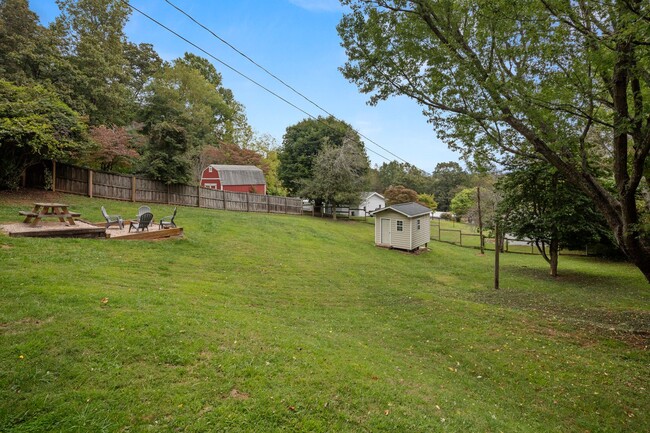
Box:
xmin=51 ymin=162 xmax=303 ymax=215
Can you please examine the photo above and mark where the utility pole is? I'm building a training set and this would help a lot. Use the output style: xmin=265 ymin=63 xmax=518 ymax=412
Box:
xmin=494 ymin=219 xmax=500 ymax=290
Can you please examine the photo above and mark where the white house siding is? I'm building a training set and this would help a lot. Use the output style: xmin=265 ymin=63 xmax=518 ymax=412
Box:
xmin=374 ymin=210 xmax=411 ymax=249
xmin=410 ymin=217 xmax=430 ymax=250
xmin=362 ymin=194 xmax=385 ymax=216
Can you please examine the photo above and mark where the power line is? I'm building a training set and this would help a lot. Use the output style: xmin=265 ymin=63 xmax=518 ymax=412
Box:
xmin=121 ymin=0 xmax=431 ymax=167
xmin=120 ymin=0 xmax=394 ymax=162
xmin=162 ymin=0 xmax=419 ymax=168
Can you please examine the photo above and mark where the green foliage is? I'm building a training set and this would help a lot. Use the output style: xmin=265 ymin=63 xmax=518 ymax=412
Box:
xmin=497 ymin=158 xmax=613 ymax=273
xmin=431 ymin=161 xmax=470 ymax=211
xmin=0 ymin=79 xmax=87 ymax=189
xmin=54 ymin=0 xmax=133 ymax=126
xmin=376 ymin=160 xmax=431 ymax=193
xmin=0 ymin=0 xmax=41 ymax=83
xmin=140 ymin=121 xmax=191 ymax=184
xmin=278 ymin=116 xmax=361 ymax=195
xmin=450 ymin=188 xmax=476 ymax=219
xmin=338 ymin=0 xmax=650 ymax=281
xmin=301 ymin=139 xmax=369 ymax=211
xmin=417 ymin=193 xmax=437 ymax=210
xmin=175 ymin=52 xmax=252 ymax=147
xmin=142 ymin=61 xmax=228 ymax=149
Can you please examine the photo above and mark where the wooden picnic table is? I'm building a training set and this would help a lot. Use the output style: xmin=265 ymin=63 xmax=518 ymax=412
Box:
xmin=19 ymin=202 xmax=80 ymax=227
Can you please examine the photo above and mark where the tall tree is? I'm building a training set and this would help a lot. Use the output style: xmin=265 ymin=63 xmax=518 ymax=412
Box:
xmin=450 ymin=188 xmax=476 ymax=222
xmin=301 ymin=137 xmax=370 ymax=218
xmin=338 ymin=1 xmax=650 ymax=281
xmin=278 ymin=116 xmax=361 ymax=195
xmin=377 ymin=160 xmax=431 ymax=193
xmin=140 ymin=121 xmax=190 ymax=185
xmin=431 ymin=161 xmax=470 ymax=211
xmin=497 ymin=158 xmax=610 ymax=277
xmin=0 ymin=0 xmax=41 ymax=83
xmin=54 ymin=0 xmax=133 ymax=126
xmin=176 ymin=53 xmax=252 ymax=147
xmin=0 ymin=80 xmax=88 ymax=189
xmin=142 ymin=61 xmax=230 ymax=182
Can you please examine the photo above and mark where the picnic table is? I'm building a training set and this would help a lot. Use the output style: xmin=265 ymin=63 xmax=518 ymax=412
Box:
xmin=19 ymin=202 xmax=80 ymax=227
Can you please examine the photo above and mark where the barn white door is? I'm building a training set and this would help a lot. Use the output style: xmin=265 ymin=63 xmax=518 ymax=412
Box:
xmin=380 ymin=218 xmax=391 ymax=244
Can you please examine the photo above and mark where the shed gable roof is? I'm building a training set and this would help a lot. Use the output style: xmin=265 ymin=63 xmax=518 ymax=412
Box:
xmin=373 ymin=202 xmax=431 ymax=218
xmin=207 ymin=164 xmax=266 ymax=186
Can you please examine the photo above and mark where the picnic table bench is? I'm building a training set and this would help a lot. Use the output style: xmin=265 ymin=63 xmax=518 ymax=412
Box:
xmin=19 ymin=203 xmax=80 ymax=227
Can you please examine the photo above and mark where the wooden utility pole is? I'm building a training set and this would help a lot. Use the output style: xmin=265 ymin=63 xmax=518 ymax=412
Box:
xmin=494 ymin=220 xmax=500 ymax=290
xmin=477 ymin=186 xmax=484 ymax=254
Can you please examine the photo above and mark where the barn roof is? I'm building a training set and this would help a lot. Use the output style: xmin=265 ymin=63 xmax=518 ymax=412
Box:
xmin=208 ymin=165 xmax=266 ymax=186
xmin=373 ymin=202 xmax=431 ymax=218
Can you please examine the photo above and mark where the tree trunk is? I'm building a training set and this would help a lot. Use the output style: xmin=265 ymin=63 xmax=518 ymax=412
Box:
xmin=549 ymin=236 xmax=559 ymax=278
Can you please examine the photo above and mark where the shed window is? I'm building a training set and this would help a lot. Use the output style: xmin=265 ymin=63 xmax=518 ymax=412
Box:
xmin=417 ymin=219 xmax=421 ymax=230
xmin=397 ymin=220 xmax=403 ymax=231
xmin=208 ymin=166 xmax=213 ymax=173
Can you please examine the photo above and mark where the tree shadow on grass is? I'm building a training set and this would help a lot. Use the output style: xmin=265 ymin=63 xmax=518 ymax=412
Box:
xmin=473 ymin=263 xmax=650 ymax=349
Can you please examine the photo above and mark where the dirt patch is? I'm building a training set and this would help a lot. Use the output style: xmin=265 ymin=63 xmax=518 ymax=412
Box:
xmin=0 ymin=220 xmax=99 ymax=235
xmin=226 ymin=389 xmax=250 ymax=400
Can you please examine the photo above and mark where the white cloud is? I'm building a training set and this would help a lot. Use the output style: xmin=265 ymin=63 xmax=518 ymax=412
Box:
xmin=288 ymin=0 xmax=344 ymax=12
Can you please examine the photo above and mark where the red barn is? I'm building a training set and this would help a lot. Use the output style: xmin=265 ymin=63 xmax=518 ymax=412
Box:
xmin=200 ymin=164 xmax=266 ymax=194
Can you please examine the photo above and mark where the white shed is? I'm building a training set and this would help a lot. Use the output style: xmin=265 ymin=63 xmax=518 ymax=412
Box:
xmin=373 ymin=202 xmax=431 ymax=251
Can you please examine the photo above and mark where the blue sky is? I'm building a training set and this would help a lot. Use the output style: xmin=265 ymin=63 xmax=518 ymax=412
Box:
xmin=30 ymin=0 xmax=462 ymax=173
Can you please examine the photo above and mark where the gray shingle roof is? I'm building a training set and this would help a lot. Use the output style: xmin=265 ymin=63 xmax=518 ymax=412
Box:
xmin=209 ymin=165 xmax=266 ymax=186
xmin=374 ymin=202 xmax=431 ymax=217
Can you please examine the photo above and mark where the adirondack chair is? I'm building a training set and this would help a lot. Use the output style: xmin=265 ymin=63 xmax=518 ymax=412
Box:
xmin=159 ymin=207 xmax=177 ymax=229
xmin=129 ymin=212 xmax=153 ymax=233
xmin=136 ymin=205 xmax=151 ymax=219
xmin=101 ymin=206 xmax=124 ymax=229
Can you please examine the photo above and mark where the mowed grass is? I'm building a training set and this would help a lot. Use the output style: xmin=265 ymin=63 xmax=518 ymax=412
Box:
xmin=0 ymin=191 xmax=648 ymax=432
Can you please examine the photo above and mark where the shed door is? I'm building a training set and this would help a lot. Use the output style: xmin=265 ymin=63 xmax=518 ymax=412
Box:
xmin=380 ymin=218 xmax=391 ymax=244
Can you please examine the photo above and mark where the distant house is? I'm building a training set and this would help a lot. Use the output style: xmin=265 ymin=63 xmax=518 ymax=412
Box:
xmin=351 ymin=192 xmax=385 ymax=217
xmin=200 ymin=165 xmax=266 ymax=195
xmin=373 ymin=202 xmax=431 ymax=251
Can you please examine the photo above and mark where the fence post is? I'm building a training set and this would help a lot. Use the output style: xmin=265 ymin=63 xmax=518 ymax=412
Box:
xmin=197 ymin=185 xmax=201 ymax=207
xmin=284 ymin=197 xmax=288 ymax=214
xmin=52 ymin=160 xmax=56 ymax=192
xmin=459 ymin=232 xmax=463 ymax=247
xmin=132 ymin=176 xmax=136 ymax=202
xmin=88 ymin=170 xmax=93 ymax=198
xmin=167 ymin=184 xmax=171 ymax=205
xmin=246 ymin=193 xmax=250 ymax=212
xmin=267 ymin=195 xmax=270 ymax=213
xmin=222 ymin=190 xmax=227 ymax=210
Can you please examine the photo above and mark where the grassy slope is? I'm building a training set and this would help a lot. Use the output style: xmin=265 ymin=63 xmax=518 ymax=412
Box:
xmin=0 ymin=192 xmax=648 ymax=432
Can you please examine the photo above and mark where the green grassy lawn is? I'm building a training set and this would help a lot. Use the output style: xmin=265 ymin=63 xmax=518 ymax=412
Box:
xmin=1 ymin=191 xmax=648 ymax=432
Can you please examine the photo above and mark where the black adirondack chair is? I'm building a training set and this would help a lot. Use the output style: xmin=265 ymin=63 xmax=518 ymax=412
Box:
xmin=129 ymin=212 xmax=153 ymax=233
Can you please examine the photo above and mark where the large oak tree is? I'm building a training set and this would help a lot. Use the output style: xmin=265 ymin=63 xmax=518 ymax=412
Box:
xmin=338 ymin=0 xmax=650 ymax=282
